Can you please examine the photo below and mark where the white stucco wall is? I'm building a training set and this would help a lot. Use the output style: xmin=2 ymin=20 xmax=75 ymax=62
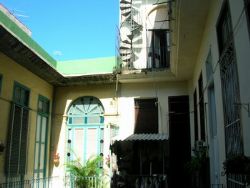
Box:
xmin=188 ymin=0 xmax=250 ymax=186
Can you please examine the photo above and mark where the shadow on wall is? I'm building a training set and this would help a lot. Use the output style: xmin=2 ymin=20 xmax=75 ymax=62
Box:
xmin=48 ymin=97 xmax=67 ymax=176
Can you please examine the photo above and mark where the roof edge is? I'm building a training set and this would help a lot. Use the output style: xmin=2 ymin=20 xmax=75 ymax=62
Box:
xmin=0 ymin=4 xmax=57 ymax=68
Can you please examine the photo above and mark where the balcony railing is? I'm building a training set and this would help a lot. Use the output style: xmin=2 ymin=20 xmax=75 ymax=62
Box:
xmin=119 ymin=47 xmax=170 ymax=71
xmin=227 ymin=174 xmax=249 ymax=188
xmin=0 ymin=175 xmax=110 ymax=188
xmin=111 ymin=174 xmax=167 ymax=188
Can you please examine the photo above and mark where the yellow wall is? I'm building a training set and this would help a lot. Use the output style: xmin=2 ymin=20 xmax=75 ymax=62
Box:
xmin=52 ymin=81 xmax=188 ymax=177
xmin=51 ymin=84 xmax=117 ymax=176
xmin=0 ymin=52 xmax=53 ymax=179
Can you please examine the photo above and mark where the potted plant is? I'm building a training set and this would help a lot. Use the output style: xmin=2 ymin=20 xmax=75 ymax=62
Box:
xmin=223 ymin=155 xmax=250 ymax=185
xmin=66 ymin=155 xmax=104 ymax=188
xmin=53 ymin=153 xmax=60 ymax=167
xmin=185 ymin=147 xmax=209 ymax=188
xmin=185 ymin=147 xmax=208 ymax=173
xmin=223 ymin=155 xmax=250 ymax=175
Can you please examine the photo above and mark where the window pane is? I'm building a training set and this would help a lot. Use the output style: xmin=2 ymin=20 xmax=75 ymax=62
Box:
xmin=36 ymin=115 xmax=41 ymax=141
xmin=24 ymin=90 xmax=29 ymax=106
xmin=43 ymin=101 xmax=49 ymax=113
xmin=74 ymin=128 xmax=84 ymax=161
xmin=41 ymin=117 xmax=47 ymax=142
xmin=73 ymin=117 xmax=84 ymax=124
xmin=86 ymin=128 xmax=97 ymax=160
xmin=35 ymin=143 xmax=40 ymax=169
xmin=88 ymin=116 xmax=100 ymax=124
xmin=38 ymin=101 xmax=43 ymax=112
xmin=68 ymin=117 xmax=72 ymax=124
xmin=40 ymin=144 xmax=45 ymax=169
xmin=14 ymin=86 xmax=21 ymax=103
xmin=20 ymin=89 xmax=26 ymax=105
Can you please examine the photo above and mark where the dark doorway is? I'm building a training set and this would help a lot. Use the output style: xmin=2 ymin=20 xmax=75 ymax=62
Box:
xmin=168 ymin=95 xmax=191 ymax=188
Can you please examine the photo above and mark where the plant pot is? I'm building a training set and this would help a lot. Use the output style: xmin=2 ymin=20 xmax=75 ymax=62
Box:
xmin=54 ymin=159 xmax=60 ymax=167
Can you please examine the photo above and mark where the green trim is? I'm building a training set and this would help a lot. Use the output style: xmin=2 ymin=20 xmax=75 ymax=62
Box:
xmin=38 ymin=95 xmax=50 ymax=116
xmin=67 ymin=125 xmax=104 ymax=163
xmin=67 ymin=125 xmax=104 ymax=129
xmin=97 ymin=128 xmax=101 ymax=155
xmin=83 ymin=128 xmax=87 ymax=162
xmin=13 ymin=81 xmax=30 ymax=107
xmin=33 ymin=95 xmax=50 ymax=180
xmin=57 ymin=57 xmax=116 ymax=75
xmin=0 ymin=9 xmax=57 ymax=68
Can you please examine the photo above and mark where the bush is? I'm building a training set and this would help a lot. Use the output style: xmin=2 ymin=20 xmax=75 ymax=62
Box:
xmin=66 ymin=155 xmax=103 ymax=188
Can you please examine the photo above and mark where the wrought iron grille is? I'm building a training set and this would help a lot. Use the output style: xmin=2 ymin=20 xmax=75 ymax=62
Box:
xmin=219 ymin=40 xmax=243 ymax=156
xmin=219 ymin=40 xmax=245 ymax=188
xmin=227 ymin=174 xmax=248 ymax=188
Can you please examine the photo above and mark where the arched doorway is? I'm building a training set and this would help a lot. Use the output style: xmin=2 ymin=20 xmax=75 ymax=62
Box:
xmin=67 ymin=96 xmax=104 ymax=163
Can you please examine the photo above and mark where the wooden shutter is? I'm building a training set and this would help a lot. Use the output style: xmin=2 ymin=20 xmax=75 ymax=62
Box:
xmin=6 ymin=83 xmax=29 ymax=177
xmin=134 ymin=98 xmax=158 ymax=133
xmin=5 ymin=104 xmax=28 ymax=176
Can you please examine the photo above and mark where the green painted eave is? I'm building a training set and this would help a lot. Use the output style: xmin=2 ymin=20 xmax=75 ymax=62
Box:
xmin=0 ymin=7 xmax=57 ymax=68
xmin=57 ymin=56 xmax=117 ymax=76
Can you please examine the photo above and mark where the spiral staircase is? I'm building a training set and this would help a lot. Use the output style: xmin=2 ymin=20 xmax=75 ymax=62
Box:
xmin=119 ymin=0 xmax=143 ymax=71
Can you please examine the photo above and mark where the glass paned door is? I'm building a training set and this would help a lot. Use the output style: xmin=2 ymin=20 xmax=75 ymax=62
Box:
xmin=68 ymin=126 xmax=103 ymax=164
xmin=86 ymin=128 xmax=98 ymax=160
xmin=34 ymin=115 xmax=48 ymax=188
xmin=67 ymin=97 xmax=105 ymax=164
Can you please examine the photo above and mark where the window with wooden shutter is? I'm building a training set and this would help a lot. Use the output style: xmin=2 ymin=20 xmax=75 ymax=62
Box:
xmin=34 ymin=96 xmax=50 ymax=180
xmin=5 ymin=82 xmax=30 ymax=177
xmin=134 ymin=98 xmax=158 ymax=133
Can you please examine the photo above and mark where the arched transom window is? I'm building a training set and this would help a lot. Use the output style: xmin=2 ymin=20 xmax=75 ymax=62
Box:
xmin=67 ymin=96 xmax=104 ymax=163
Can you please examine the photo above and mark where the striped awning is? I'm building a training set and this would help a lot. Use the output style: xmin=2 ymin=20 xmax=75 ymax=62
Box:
xmin=124 ymin=133 xmax=168 ymax=141
xmin=110 ymin=133 xmax=168 ymax=155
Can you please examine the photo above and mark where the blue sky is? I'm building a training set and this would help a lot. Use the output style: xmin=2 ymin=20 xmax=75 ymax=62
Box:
xmin=0 ymin=1 xmax=119 ymax=61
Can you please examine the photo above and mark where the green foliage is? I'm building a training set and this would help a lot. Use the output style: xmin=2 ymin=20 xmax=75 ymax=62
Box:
xmin=66 ymin=155 xmax=103 ymax=188
xmin=223 ymin=155 xmax=250 ymax=185
xmin=185 ymin=148 xmax=208 ymax=173
xmin=223 ymin=155 xmax=250 ymax=175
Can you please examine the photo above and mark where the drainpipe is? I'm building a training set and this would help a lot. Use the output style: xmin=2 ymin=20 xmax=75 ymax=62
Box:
xmin=115 ymin=74 xmax=119 ymax=115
